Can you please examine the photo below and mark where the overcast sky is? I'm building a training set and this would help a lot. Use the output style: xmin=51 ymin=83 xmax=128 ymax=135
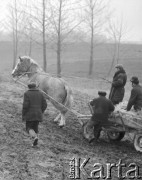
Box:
xmin=110 ymin=0 xmax=142 ymax=43
xmin=0 ymin=0 xmax=142 ymax=43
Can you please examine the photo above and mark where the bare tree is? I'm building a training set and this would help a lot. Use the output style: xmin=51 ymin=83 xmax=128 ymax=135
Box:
xmin=83 ymin=0 xmax=110 ymax=76
xmin=56 ymin=0 xmax=62 ymax=77
xmin=6 ymin=0 xmax=26 ymax=68
xmin=106 ymin=17 xmax=130 ymax=76
xmin=20 ymin=0 xmax=48 ymax=71
xmin=21 ymin=0 xmax=34 ymax=56
xmin=33 ymin=0 xmax=47 ymax=71
xmin=48 ymin=0 xmax=81 ymax=77
xmin=11 ymin=0 xmax=18 ymax=69
xmin=42 ymin=0 xmax=47 ymax=71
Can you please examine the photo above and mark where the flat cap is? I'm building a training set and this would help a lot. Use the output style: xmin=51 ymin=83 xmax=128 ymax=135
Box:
xmin=130 ymin=76 xmax=139 ymax=84
xmin=28 ymin=82 xmax=37 ymax=89
xmin=98 ymin=91 xmax=107 ymax=96
xmin=115 ymin=64 xmax=124 ymax=70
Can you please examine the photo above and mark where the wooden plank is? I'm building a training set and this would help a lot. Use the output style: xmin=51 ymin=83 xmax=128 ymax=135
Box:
xmin=109 ymin=110 xmax=142 ymax=130
xmin=102 ymin=125 xmax=125 ymax=132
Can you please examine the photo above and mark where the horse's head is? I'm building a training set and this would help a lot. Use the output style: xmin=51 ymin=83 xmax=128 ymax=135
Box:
xmin=12 ymin=56 xmax=32 ymax=77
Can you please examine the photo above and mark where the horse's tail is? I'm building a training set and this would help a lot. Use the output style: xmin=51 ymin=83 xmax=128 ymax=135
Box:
xmin=59 ymin=78 xmax=73 ymax=109
xmin=63 ymin=83 xmax=74 ymax=109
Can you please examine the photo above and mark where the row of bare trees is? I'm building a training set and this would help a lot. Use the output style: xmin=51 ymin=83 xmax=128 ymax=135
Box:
xmin=3 ymin=0 xmax=128 ymax=77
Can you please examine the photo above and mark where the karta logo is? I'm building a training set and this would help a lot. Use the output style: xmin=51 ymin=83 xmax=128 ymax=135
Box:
xmin=69 ymin=157 xmax=142 ymax=179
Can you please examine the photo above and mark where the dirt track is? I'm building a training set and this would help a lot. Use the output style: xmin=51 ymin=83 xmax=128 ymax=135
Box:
xmin=0 ymin=76 xmax=142 ymax=180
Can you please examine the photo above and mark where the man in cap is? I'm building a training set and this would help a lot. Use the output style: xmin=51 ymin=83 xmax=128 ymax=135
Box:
xmin=22 ymin=82 xmax=47 ymax=147
xmin=126 ymin=76 xmax=142 ymax=111
xmin=84 ymin=91 xmax=115 ymax=143
xmin=109 ymin=64 xmax=127 ymax=105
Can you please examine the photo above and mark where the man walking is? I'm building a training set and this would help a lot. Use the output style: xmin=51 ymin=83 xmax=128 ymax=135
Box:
xmin=84 ymin=91 xmax=115 ymax=143
xmin=22 ymin=82 xmax=47 ymax=147
xmin=109 ymin=64 xmax=127 ymax=105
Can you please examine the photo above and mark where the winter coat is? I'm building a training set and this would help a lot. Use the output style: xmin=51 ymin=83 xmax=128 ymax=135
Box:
xmin=127 ymin=85 xmax=142 ymax=111
xmin=22 ymin=88 xmax=47 ymax=122
xmin=90 ymin=96 xmax=115 ymax=124
xmin=109 ymin=69 xmax=127 ymax=105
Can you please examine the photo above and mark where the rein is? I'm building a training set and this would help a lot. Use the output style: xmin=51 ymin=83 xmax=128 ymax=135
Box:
xmin=12 ymin=61 xmax=90 ymax=126
xmin=14 ymin=72 xmax=28 ymax=82
xmin=15 ymin=72 xmax=39 ymax=81
xmin=12 ymin=77 xmax=85 ymax=124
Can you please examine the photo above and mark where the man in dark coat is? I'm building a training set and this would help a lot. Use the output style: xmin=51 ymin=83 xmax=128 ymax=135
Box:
xmin=85 ymin=91 xmax=115 ymax=143
xmin=22 ymin=82 xmax=47 ymax=146
xmin=126 ymin=76 xmax=142 ymax=111
xmin=109 ymin=64 xmax=127 ymax=105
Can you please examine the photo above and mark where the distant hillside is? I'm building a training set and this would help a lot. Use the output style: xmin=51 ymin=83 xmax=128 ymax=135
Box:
xmin=0 ymin=41 xmax=142 ymax=79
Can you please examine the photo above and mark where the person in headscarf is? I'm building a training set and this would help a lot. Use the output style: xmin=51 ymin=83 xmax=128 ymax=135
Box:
xmin=126 ymin=76 xmax=142 ymax=111
xmin=22 ymin=82 xmax=47 ymax=147
xmin=109 ymin=64 xmax=127 ymax=105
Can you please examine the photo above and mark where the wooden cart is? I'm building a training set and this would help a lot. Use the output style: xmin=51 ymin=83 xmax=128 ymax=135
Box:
xmin=108 ymin=109 xmax=142 ymax=152
xmin=78 ymin=105 xmax=142 ymax=152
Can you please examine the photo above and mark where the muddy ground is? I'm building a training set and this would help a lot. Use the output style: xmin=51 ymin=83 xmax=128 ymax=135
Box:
xmin=0 ymin=75 xmax=142 ymax=180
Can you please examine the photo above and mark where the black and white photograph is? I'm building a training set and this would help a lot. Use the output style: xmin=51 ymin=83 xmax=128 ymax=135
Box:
xmin=0 ymin=0 xmax=142 ymax=179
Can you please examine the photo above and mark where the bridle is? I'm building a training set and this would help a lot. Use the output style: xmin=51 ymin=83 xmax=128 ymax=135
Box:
xmin=13 ymin=62 xmax=37 ymax=82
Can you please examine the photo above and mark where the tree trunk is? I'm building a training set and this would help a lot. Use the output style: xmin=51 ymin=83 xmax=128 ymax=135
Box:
xmin=12 ymin=0 xmax=18 ymax=69
xmin=107 ymin=42 xmax=117 ymax=76
xmin=28 ymin=36 xmax=32 ymax=56
xmin=117 ymin=42 xmax=120 ymax=64
xmin=89 ymin=7 xmax=94 ymax=77
xmin=12 ymin=44 xmax=17 ymax=69
xmin=43 ymin=35 xmax=47 ymax=72
xmin=57 ymin=43 xmax=61 ymax=77
xmin=89 ymin=34 xmax=94 ymax=76
xmin=42 ymin=0 xmax=47 ymax=72
xmin=57 ymin=0 xmax=62 ymax=77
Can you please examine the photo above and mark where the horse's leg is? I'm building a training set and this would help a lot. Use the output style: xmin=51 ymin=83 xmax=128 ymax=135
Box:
xmin=54 ymin=113 xmax=61 ymax=122
xmin=58 ymin=113 xmax=66 ymax=127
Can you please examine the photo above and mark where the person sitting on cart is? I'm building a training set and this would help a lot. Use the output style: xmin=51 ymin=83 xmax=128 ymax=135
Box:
xmin=126 ymin=76 xmax=142 ymax=111
xmin=85 ymin=91 xmax=115 ymax=143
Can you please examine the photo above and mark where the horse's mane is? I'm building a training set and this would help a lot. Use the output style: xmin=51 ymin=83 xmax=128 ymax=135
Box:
xmin=21 ymin=56 xmax=43 ymax=73
xmin=21 ymin=56 xmax=38 ymax=66
xmin=30 ymin=58 xmax=39 ymax=66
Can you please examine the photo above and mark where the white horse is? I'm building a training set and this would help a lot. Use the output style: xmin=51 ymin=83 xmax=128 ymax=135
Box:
xmin=12 ymin=56 xmax=73 ymax=127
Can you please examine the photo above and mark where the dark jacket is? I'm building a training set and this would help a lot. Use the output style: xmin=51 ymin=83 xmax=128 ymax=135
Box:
xmin=22 ymin=88 xmax=47 ymax=122
xmin=127 ymin=85 xmax=142 ymax=111
xmin=109 ymin=69 xmax=127 ymax=105
xmin=90 ymin=96 xmax=115 ymax=123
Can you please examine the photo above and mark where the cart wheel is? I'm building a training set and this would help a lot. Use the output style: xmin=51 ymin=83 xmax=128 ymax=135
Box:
xmin=134 ymin=133 xmax=142 ymax=152
xmin=107 ymin=131 xmax=125 ymax=141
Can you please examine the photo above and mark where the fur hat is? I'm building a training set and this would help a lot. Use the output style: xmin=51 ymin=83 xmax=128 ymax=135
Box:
xmin=98 ymin=91 xmax=107 ymax=96
xmin=28 ymin=82 xmax=37 ymax=89
xmin=115 ymin=64 xmax=124 ymax=70
xmin=130 ymin=76 xmax=139 ymax=84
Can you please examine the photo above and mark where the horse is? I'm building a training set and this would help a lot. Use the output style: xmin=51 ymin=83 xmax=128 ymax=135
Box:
xmin=12 ymin=56 xmax=73 ymax=127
